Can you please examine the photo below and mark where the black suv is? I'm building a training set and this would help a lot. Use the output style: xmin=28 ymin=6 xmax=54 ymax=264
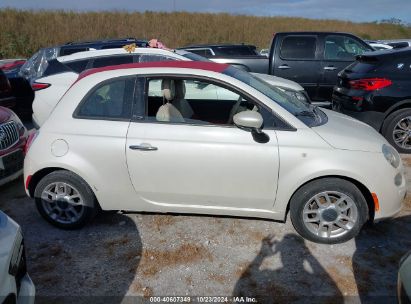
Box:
xmin=332 ymin=47 xmax=411 ymax=153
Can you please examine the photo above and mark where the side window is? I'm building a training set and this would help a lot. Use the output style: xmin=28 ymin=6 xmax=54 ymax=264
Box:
xmin=66 ymin=60 xmax=89 ymax=73
xmin=76 ymin=78 xmax=135 ymax=120
xmin=186 ymin=49 xmax=213 ymax=57
xmin=325 ymin=36 xmax=369 ymax=61
xmin=92 ymin=55 xmax=134 ymax=68
xmin=280 ymin=36 xmax=317 ymax=60
xmin=145 ymin=77 xmax=272 ymax=126
xmin=139 ymin=55 xmax=178 ymax=62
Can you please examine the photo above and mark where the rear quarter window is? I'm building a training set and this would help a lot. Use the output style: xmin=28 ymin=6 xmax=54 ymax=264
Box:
xmin=65 ymin=60 xmax=89 ymax=73
xmin=280 ymin=36 xmax=317 ymax=60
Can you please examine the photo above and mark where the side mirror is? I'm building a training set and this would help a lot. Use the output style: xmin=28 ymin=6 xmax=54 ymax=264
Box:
xmin=233 ymin=110 xmax=269 ymax=144
xmin=233 ymin=110 xmax=263 ymax=130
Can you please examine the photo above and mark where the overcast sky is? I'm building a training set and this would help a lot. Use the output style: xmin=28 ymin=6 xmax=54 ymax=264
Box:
xmin=1 ymin=0 xmax=410 ymax=23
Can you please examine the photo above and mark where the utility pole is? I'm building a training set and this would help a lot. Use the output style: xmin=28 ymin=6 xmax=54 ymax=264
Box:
xmin=173 ymin=0 xmax=176 ymax=11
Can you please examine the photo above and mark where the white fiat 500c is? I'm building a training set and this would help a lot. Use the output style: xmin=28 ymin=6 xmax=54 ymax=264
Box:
xmin=24 ymin=61 xmax=406 ymax=244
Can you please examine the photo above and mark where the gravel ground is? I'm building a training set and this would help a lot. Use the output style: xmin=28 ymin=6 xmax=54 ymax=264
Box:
xmin=1 ymin=157 xmax=411 ymax=303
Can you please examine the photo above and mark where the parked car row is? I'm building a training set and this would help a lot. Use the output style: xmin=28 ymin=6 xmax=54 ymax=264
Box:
xmin=0 ymin=32 xmax=410 ymax=303
xmin=30 ymin=47 xmax=309 ymax=128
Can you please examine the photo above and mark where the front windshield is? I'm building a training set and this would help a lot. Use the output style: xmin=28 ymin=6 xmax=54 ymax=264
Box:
xmin=223 ymin=66 xmax=326 ymax=127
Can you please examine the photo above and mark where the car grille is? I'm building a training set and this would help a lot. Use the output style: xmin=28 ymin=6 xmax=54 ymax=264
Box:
xmin=0 ymin=121 xmax=19 ymax=150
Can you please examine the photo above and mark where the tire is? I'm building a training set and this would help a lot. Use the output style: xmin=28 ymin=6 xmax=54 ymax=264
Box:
xmin=383 ymin=108 xmax=411 ymax=154
xmin=34 ymin=170 xmax=98 ymax=229
xmin=289 ymin=178 xmax=368 ymax=244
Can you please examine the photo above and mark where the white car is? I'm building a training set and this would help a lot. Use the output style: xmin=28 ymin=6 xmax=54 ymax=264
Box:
xmin=0 ymin=211 xmax=35 ymax=304
xmin=24 ymin=61 xmax=405 ymax=244
xmin=368 ymin=42 xmax=393 ymax=51
xmin=31 ymin=47 xmax=309 ymax=128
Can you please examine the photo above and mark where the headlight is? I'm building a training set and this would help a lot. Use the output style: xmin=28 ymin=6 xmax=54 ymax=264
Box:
xmin=382 ymin=144 xmax=400 ymax=168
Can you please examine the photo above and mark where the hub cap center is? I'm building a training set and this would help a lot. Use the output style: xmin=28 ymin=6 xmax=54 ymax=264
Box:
xmin=321 ymin=208 xmax=339 ymax=222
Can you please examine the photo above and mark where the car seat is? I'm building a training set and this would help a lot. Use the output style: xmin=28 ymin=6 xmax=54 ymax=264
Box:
xmin=156 ymin=79 xmax=185 ymax=123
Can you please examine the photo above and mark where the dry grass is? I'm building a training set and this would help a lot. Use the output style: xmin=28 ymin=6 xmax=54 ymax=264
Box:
xmin=1 ymin=9 xmax=411 ymax=58
xmin=139 ymin=243 xmax=213 ymax=277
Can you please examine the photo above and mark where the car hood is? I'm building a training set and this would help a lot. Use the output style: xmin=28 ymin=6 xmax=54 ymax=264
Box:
xmin=313 ymin=109 xmax=387 ymax=153
xmin=251 ymin=73 xmax=304 ymax=91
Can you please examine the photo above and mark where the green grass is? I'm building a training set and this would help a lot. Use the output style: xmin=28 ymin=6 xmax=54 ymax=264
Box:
xmin=1 ymin=9 xmax=411 ymax=58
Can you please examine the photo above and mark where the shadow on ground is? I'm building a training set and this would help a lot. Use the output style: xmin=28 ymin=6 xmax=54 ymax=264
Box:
xmin=233 ymin=233 xmax=344 ymax=304
xmin=0 ymin=178 xmax=142 ymax=304
xmin=353 ymin=214 xmax=411 ymax=304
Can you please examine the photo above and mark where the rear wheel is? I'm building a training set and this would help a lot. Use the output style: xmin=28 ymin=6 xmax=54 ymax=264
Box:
xmin=383 ymin=108 xmax=411 ymax=153
xmin=290 ymin=178 xmax=368 ymax=244
xmin=34 ymin=170 xmax=98 ymax=229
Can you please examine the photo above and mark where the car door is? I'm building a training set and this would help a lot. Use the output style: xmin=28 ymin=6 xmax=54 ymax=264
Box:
xmin=319 ymin=34 xmax=372 ymax=102
xmin=273 ymin=35 xmax=321 ymax=101
xmin=126 ymin=75 xmax=280 ymax=215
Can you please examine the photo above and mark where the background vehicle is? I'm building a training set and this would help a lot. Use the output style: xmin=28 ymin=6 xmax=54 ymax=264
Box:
xmin=0 ymin=106 xmax=28 ymax=186
xmin=181 ymin=32 xmax=373 ymax=106
xmin=0 ymin=70 xmax=15 ymax=110
xmin=5 ymin=38 xmax=148 ymax=120
xmin=0 ymin=211 xmax=35 ymax=304
xmin=366 ymin=41 xmax=393 ymax=50
xmin=31 ymin=48 xmax=309 ymax=127
xmin=375 ymin=39 xmax=411 ymax=49
xmin=332 ymin=47 xmax=411 ymax=153
xmin=398 ymin=251 xmax=411 ymax=304
xmin=19 ymin=38 xmax=148 ymax=82
xmin=0 ymin=59 xmax=26 ymax=77
xmin=179 ymin=44 xmax=269 ymax=73
xmin=24 ymin=61 xmax=405 ymax=244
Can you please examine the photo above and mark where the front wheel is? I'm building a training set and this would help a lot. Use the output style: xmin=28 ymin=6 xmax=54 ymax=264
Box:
xmin=290 ymin=178 xmax=368 ymax=244
xmin=34 ymin=170 xmax=98 ymax=229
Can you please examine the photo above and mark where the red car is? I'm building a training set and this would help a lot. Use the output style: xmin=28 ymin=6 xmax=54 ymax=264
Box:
xmin=0 ymin=106 xmax=28 ymax=186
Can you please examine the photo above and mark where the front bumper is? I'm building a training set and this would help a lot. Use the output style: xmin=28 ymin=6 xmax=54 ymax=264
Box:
xmin=17 ymin=274 xmax=35 ymax=304
xmin=0 ymin=149 xmax=25 ymax=187
xmin=373 ymin=166 xmax=406 ymax=221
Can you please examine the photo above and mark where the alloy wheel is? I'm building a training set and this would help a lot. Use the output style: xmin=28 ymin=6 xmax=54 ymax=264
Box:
xmin=302 ymin=191 xmax=358 ymax=239
xmin=41 ymin=182 xmax=85 ymax=224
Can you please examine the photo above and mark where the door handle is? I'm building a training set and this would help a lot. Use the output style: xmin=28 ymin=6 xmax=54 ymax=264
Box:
xmin=324 ymin=66 xmax=337 ymax=71
xmin=129 ymin=144 xmax=158 ymax=151
xmin=278 ymin=65 xmax=290 ymax=70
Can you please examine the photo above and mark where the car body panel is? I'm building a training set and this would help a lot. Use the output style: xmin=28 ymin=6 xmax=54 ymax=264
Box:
xmin=0 ymin=211 xmax=35 ymax=304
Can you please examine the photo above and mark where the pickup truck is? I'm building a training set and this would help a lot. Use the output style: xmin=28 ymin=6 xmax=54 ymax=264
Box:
xmin=180 ymin=32 xmax=373 ymax=105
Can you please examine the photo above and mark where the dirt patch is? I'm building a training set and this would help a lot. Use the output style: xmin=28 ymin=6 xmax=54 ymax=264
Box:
xmin=150 ymin=215 xmax=177 ymax=231
xmin=208 ymin=273 xmax=228 ymax=284
xmin=326 ymin=266 xmax=357 ymax=295
xmin=402 ymin=156 xmax=411 ymax=167
xmin=404 ymin=194 xmax=411 ymax=210
xmin=247 ymin=230 xmax=265 ymax=242
xmin=104 ymin=235 xmax=131 ymax=255
xmin=139 ymin=243 xmax=213 ymax=277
